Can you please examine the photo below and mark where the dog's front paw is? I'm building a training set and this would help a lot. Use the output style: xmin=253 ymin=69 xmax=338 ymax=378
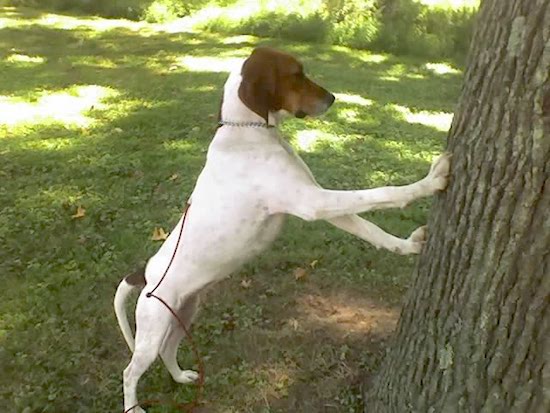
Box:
xmin=404 ymin=225 xmax=428 ymax=254
xmin=426 ymin=153 xmax=451 ymax=192
xmin=174 ymin=370 xmax=199 ymax=384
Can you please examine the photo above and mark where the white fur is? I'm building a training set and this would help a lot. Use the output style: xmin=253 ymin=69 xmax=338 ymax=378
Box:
xmin=116 ymin=60 xmax=451 ymax=411
xmin=114 ymin=279 xmax=136 ymax=352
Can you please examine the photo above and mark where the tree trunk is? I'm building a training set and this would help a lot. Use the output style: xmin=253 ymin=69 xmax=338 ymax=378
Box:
xmin=367 ymin=1 xmax=550 ymax=412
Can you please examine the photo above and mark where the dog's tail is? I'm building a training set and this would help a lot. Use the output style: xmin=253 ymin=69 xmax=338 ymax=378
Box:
xmin=114 ymin=267 xmax=146 ymax=352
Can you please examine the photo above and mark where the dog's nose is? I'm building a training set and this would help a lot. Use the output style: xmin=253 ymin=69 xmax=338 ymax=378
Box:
xmin=311 ymin=91 xmax=336 ymax=117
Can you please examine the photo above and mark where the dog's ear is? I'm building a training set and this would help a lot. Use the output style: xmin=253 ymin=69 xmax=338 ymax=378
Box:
xmin=238 ymin=48 xmax=280 ymax=123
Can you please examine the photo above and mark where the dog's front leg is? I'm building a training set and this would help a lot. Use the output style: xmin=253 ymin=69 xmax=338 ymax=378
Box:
xmin=327 ymin=214 xmax=428 ymax=255
xmin=276 ymin=154 xmax=450 ymax=221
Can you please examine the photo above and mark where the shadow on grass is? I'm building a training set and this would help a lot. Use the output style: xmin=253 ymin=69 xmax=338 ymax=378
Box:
xmin=0 ymin=8 xmax=460 ymax=412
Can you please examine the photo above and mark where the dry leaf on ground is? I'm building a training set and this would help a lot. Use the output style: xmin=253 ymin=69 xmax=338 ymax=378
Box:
xmin=71 ymin=206 xmax=86 ymax=219
xmin=151 ymin=227 xmax=168 ymax=241
xmin=293 ymin=267 xmax=308 ymax=281
xmin=240 ymin=279 xmax=252 ymax=289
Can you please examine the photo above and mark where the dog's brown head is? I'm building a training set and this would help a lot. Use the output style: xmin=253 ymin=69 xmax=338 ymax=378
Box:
xmin=238 ymin=47 xmax=335 ymax=123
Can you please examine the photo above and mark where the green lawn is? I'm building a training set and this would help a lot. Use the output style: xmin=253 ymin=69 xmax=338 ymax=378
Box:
xmin=0 ymin=6 xmax=462 ymax=413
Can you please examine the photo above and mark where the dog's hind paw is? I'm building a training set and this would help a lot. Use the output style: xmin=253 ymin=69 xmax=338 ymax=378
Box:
xmin=174 ymin=370 xmax=199 ymax=384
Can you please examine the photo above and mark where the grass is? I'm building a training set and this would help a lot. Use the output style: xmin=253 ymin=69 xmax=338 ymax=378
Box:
xmin=0 ymin=6 xmax=462 ymax=412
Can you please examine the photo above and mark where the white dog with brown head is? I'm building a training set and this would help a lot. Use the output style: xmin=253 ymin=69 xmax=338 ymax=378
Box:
xmin=114 ymin=47 xmax=450 ymax=412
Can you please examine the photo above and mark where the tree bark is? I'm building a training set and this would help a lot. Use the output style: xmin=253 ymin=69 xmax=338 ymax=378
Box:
xmin=367 ymin=0 xmax=550 ymax=412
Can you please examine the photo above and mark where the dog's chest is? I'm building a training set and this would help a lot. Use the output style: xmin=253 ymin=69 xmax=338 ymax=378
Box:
xmin=192 ymin=197 xmax=285 ymax=266
xmin=227 ymin=212 xmax=285 ymax=260
xmin=175 ymin=129 xmax=312 ymax=274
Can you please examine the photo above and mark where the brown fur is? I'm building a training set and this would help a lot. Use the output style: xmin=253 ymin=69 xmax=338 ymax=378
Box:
xmin=125 ymin=267 xmax=146 ymax=287
xmin=238 ymin=47 xmax=333 ymax=122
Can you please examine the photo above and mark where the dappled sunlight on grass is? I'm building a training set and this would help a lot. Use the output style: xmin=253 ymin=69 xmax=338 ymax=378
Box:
xmin=377 ymin=139 xmax=442 ymax=165
xmin=330 ymin=46 xmax=388 ymax=64
xmin=290 ymin=98 xmax=450 ymax=165
xmin=6 ymin=53 xmax=45 ymax=65
xmin=0 ymin=9 xmax=147 ymax=31
xmin=390 ymin=103 xmax=453 ymax=132
xmin=175 ymin=55 xmax=243 ymax=73
xmin=334 ymin=93 xmax=373 ymax=107
xmin=0 ymin=85 xmax=118 ymax=128
xmin=359 ymin=53 xmax=389 ymax=64
xmin=38 ymin=14 xmax=143 ymax=31
xmin=376 ymin=61 xmax=459 ymax=83
xmin=406 ymin=72 xmax=426 ymax=79
xmin=17 ymin=136 xmax=75 ymax=152
xmin=151 ymin=18 xmax=191 ymax=34
xmin=295 ymin=129 xmax=337 ymax=152
xmin=425 ymin=62 xmax=461 ymax=75
xmin=382 ymin=63 xmax=407 ymax=79
xmin=222 ymin=34 xmax=257 ymax=44
xmin=337 ymin=108 xmax=360 ymax=122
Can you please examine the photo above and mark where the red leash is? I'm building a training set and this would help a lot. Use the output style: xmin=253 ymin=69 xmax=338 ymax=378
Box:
xmin=124 ymin=202 xmax=205 ymax=412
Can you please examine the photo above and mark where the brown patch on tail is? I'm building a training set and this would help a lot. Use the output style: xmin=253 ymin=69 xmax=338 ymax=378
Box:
xmin=125 ymin=266 xmax=146 ymax=287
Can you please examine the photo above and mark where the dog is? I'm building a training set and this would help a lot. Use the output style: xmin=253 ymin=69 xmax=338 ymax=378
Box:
xmin=114 ymin=46 xmax=450 ymax=411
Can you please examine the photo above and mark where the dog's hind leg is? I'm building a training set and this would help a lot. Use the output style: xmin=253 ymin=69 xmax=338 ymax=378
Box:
xmin=123 ymin=291 xmax=176 ymax=412
xmin=159 ymin=292 xmax=201 ymax=384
